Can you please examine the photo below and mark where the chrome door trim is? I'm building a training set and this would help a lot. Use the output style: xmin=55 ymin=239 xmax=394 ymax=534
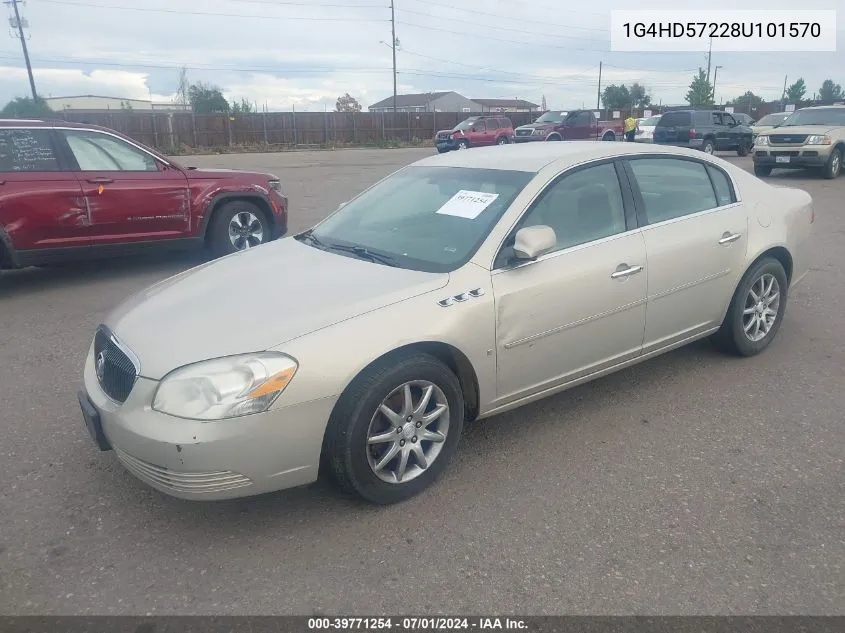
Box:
xmin=648 ymin=268 xmax=732 ymax=302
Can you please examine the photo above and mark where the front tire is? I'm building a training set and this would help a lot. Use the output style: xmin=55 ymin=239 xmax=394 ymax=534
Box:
xmin=456 ymin=139 xmax=469 ymax=150
xmin=323 ymin=353 xmax=465 ymax=505
xmin=823 ymin=147 xmax=842 ymax=179
xmin=710 ymin=257 xmax=788 ymax=357
xmin=754 ymin=164 xmax=772 ymax=177
xmin=208 ymin=200 xmax=270 ymax=257
xmin=737 ymin=140 xmax=751 ymax=157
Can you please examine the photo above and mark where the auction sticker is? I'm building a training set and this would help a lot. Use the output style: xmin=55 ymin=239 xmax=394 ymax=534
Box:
xmin=436 ymin=190 xmax=499 ymax=220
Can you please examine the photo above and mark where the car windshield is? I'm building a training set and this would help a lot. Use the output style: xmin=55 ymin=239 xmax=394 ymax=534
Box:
xmin=453 ymin=118 xmax=479 ymax=131
xmin=641 ymin=116 xmax=661 ymax=126
xmin=781 ymin=108 xmax=845 ymax=126
xmin=756 ymin=113 xmax=790 ymax=126
xmin=302 ymin=166 xmax=534 ymax=273
xmin=535 ymin=111 xmax=567 ymax=123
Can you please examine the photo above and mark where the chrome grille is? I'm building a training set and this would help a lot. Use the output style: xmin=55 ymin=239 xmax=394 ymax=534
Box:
xmin=771 ymin=151 xmax=800 ymax=157
xmin=93 ymin=326 xmax=138 ymax=403
xmin=115 ymin=449 xmax=253 ymax=494
xmin=515 ymin=128 xmax=533 ymax=136
xmin=436 ymin=132 xmax=450 ymax=140
xmin=769 ymin=134 xmax=808 ymax=144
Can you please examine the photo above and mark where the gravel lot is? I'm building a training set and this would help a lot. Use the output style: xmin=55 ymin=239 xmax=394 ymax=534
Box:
xmin=1 ymin=148 xmax=843 ymax=615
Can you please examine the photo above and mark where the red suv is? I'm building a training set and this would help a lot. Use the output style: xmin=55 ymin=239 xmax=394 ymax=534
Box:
xmin=0 ymin=119 xmax=288 ymax=272
xmin=434 ymin=116 xmax=514 ymax=152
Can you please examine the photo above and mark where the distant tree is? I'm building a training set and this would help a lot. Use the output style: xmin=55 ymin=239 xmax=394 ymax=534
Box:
xmin=541 ymin=94 xmax=547 ymax=110
xmin=685 ymin=68 xmax=714 ymax=107
xmin=785 ymin=78 xmax=807 ymax=102
xmin=231 ymin=98 xmax=254 ymax=114
xmin=188 ymin=81 xmax=230 ymax=113
xmin=175 ymin=67 xmax=190 ymax=106
xmin=335 ymin=93 xmax=362 ymax=112
xmin=601 ymin=84 xmax=631 ymax=109
xmin=1 ymin=96 xmax=53 ymax=118
xmin=629 ymin=82 xmax=652 ymax=108
xmin=726 ymin=91 xmax=764 ymax=110
xmin=818 ymin=79 xmax=843 ymax=101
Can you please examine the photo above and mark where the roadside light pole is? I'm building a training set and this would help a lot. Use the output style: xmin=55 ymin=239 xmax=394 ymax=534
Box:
xmin=713 ymin=65 xmax=723 ymax=104
xmin=390 ymin=0 xmax=397 ymax=115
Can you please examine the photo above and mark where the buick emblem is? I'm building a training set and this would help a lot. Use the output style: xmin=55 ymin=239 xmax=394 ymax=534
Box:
xmin=95 ymin=351 xmax=106 ymax=382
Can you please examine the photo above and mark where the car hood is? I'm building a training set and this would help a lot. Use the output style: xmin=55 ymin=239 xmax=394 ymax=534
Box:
xmin=436 ymin=128 xmax=461 ymax=135
xmin=516 ymin=122 xmax=554 ymax=130
xmin=104 ymin=238 xmax=449 ymax=379
xmin=767 ymin=125 xmax=842 ymax=136
xmin=182 ymin=167 xmax=277 ymax=181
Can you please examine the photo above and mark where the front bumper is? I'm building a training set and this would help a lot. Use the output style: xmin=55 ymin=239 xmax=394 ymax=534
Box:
xmin=514 ymin=135 xmax=545 ymax=143
xmin=752 ymin=148 xmax=828 ymax=168
xmin=435 ymin=138 xmax=460 ymax=151
xmin=269 ymin=191 xmax=289 ymax=238
xmin=81 ymin=345 xmax=336 ymax=500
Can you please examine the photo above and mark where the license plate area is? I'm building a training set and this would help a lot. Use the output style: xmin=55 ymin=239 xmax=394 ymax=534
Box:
xmin=776 ymin=156 xmax=791 ymax=164
xmin=78 ymin=390 xmax=112 ymax=451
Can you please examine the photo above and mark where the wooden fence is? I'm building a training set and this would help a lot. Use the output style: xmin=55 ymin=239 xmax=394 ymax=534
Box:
xmin=49 ymin=100 xmax=828 ymax=153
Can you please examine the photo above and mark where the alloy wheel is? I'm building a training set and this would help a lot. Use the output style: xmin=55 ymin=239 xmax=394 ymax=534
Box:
xmin=365 ymin=381 xmax=450 ymax=484
xmin=228 ymin=211 xmax=264 ymax=250
xmin=742 ymin=273 xmax=780 ymax=342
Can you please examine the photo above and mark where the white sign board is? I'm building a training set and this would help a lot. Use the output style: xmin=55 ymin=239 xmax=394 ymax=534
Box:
xmin=612 ymin=110 xmax=621 ymax=119
xmin=436 ymin=190 xmax=499 ymax=220
xmin=724 ymin=106 xmax=734 ymax=113
xmin=594 ymin=111 xmax=601 ymax=120
xmin=643 ymin=109 xmax=652 ymax=117
xmin=785 ymin=103 xmax=796 ymax=112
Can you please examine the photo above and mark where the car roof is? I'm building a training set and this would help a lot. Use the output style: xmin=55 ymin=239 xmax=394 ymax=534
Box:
xmin=0 ymin=118 xmax=102 ymax=130
xmin=413 ymin=141 xmax=730 ymax=173
xmin=799 ymin=105 xmax=845 ymax=110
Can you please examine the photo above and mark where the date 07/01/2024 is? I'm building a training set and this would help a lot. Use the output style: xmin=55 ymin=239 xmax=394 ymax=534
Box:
xmin=622 ymin=22 xmax=821 ymax=38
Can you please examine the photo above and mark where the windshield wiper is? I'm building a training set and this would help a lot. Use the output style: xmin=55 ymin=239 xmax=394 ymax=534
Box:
xmin=325 ymin=243 xmax=400 ymax=267
xmin=296 ymin=229 xmax=328 ymax=248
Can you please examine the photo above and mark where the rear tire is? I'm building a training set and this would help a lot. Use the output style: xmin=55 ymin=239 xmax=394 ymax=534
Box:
xmin=602 ymin=132 xmax=616 ymax=142
xmin=754 ymin=164 xmax=772 ymax=177
xmin=710 ymin=257 xmax=788 ymax=357
xmin=208 ymin=200 xmax=270 ymax=258
xmin=496 ymin=136 xmax=508 ymax=145
xmin=823 ymin=147 xmax=842 ymax=179
xmin=701 ymin=139 xmax=715 ymax=154
xmin=323 ymin=353 xmax=465 ymax=505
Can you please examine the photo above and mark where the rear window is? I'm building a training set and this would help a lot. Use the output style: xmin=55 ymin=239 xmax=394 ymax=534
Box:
xmin=0 ymin=128 xmax=61 ymax=172
xmin=657 ymin=111 xmax=691 ymax=126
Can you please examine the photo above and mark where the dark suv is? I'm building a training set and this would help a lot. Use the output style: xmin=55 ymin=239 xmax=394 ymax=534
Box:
xmin=653 ymin=110 xmax=754 ymax=156
xmin=434 ymin=116 xmax=514 ymax=152
xmin=0 ymin=119 xmax=288 ymax=272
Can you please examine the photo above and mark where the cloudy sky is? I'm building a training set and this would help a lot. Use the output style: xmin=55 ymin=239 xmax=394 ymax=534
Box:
xmin=1 ymin=0 xmax=843 ymax=111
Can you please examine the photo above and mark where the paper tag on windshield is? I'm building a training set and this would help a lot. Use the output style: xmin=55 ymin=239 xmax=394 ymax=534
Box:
xmin=436 ymin=190 xmax=499 ymax=220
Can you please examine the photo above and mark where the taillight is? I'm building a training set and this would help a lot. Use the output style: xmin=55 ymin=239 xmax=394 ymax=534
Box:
xmin=689 ymin=128 xmax=697 ymax=139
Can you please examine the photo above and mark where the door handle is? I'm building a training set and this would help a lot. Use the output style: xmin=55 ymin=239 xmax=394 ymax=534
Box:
xmin=719 ymin=232 xmax=742 ymax=245
xmin=86 ymin=177 xmax=114 ymax=184
xmin=611 ymin=264 xmax=644 ymax=279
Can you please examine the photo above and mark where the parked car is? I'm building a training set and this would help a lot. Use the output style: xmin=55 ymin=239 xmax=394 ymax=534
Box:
xmin=0 ymin=119 xmax=288 ymax=271
xmin=79 ymin=142 xmax=813 ymax=505
xmin=513 ymin=110 xmax=569 ymax=142
xmin=653 ymin=109 xmax=754 ymax=156
xmin=634 ymin=114 xmax=662 ymax=143
xmin=435 ymin=116 xmax=514 ymax=152
xmin=732 ymin=112 xmax=756 ymax=127
xmin=752 ymin=105 xmax=845 ymax=179
xmin=751 ymin=112 xmax=792 ymax=140
xmin=519 ymin=109 xmax=623 ymax=142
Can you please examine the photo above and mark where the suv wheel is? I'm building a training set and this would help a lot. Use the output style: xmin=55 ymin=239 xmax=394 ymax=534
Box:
xmin=823 ymin=147 xmax=842 ymax=179
xmin=456 ymin=139 xmax=469 ymax=150
xmin=701 ymin=139 xmax=715 ymax=154
xmin=496 ymin=136 xmax=508 ymax=145
xmin=754 ymin=164 xmax=773 ymax=177
xmin=737 ymin=140 xmax=751 ymax=157
xmin=208 ymin=200 xmax=270 ymax=257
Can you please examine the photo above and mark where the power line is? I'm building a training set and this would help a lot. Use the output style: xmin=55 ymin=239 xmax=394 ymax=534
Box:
xmin=4 ymin=0 xmax=37 ymax=100
xmin=37 ymin=0 xmax=388 ymax=21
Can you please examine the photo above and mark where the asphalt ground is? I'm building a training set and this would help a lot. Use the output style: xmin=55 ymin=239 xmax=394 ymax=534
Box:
xmin=1 ymin=148 xmax=843 ymax=615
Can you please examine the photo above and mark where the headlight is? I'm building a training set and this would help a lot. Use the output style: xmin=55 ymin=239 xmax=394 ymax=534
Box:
xmin=806 ymin=135 xmax=832 ymax=145
xmin=755 ymin=135 xmax=770 ymax=146
xmin=152 ymin=352 xmax=298 ymax=421
xmin=533 ymin=129 xmax=544 ymax=136
xmin=268 ymin=179 xmax=283 ymax=193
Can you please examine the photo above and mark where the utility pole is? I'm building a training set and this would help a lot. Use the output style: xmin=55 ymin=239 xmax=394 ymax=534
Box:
xmin=596 ymin=61 xmax=602 ymax=110
xmin=706 ymin=37 xmax=712 ymax=85
xmin=713 ymin=65 xmax=723 ymax=104
xmin=390 ymin=0 xmax=397 ymax=115
xmin=7 ymin=0 xmax=37 ymax=100
xmin=781 ymin=74 xmax=788 ymax=101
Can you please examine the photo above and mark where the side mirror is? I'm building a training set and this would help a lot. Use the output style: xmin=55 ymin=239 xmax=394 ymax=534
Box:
xmin=513 ymin=225 xmax=557 ymax=261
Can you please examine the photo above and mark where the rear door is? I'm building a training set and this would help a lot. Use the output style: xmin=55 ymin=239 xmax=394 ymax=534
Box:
xmin=0 ymin=126 xmax=89 ymax=257
xmin=58 ymin=128 xmax=191 ymax=245
xmin=623 ymin=155 xmax=748 ymax=352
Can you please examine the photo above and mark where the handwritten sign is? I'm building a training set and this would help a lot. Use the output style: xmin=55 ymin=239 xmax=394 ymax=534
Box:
xmin=436 ymin=190 xmax=499 ymax=220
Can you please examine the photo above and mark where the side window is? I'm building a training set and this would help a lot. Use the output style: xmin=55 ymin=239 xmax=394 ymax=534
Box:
xmin=502 ymin=118 xmax=513 ymax=129
xmin=629 ymin=158 xmax=718 ymax=224
xmin=723 ymin=114 xmax=737 ymax=126
xmin=0 ymin=128 xmax=61 ymax=172
xmin=472 ymin=120 xmax=487 ymax=132
xmin=63 ymin=130 xmax=158 ymax=172
xmin=517 ymin=163 xmax=627 ymax=253
xmin=711 ymin=112 xmax=723 ymax=125
xmin=577 ymin=112 xmax=593 ymax=125
xmin=706 ymin=165 xmax=736 ymax=206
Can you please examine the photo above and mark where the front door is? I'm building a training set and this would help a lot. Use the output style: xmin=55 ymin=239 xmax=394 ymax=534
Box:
xmin=59 ymin=129 xmax=190 ymax=245
xmin=624 ymin=156 xmax=749 ymax=353
xmin=491 ymin=160 xmax=648 ymax=403
xmin=0 ymin=127 xmax=89 ymax=255
xmin=712 ymin=112 xmax=733 ymax=150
